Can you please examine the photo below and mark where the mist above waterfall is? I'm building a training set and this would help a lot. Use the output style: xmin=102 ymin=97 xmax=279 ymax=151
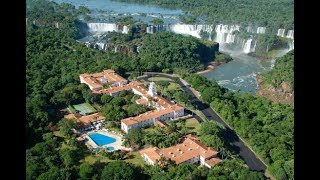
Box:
xmin=87 ymin=23 xmax=129 ymax=34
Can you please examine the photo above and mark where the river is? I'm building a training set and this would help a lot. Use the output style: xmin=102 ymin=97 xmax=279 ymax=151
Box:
xmin=53 ymin=0 xmax=288 ymax=94
xmin=52 ymin=0 xmax=182 ymax=23
xmin=202 ymin=48 xmax=291 ymax=94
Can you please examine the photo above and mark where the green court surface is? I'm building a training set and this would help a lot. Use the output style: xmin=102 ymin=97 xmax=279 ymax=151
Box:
xmin=72 ymin=103 xmax=96 ymax=115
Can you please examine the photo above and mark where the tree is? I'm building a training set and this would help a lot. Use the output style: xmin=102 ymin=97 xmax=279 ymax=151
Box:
xmin=126 ymin=104 xmax=144 ymax=117
xmin=125 ymin=128 xmax=144 ymax=147
xmin=101 ymin=94 xmax=113 ymax=104
xmin=36 ymin=167 xmax=62 ymax=180
xmin=79 ymin=162 xmax=94 ymax=179
xmin=58 ymin=118 xmax=76 ymax=138
xmin=100 ymin=161 xmax=138 ymax=180
xmin=54 ymin=85 xmax=83 ymax=105
xmin=59 ymin=148 xmax=78 ymax=167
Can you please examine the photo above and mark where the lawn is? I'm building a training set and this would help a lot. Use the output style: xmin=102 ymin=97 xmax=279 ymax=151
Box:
xmin=185 ymin=118 xmax=200 ymax=129
xmin=147 ymin=77 xmax=173 ymax=82
xmin=72 ymin=102 xmax=97 ymax=115
xmin=124 ymin=151 xmax=146 ymax=168
xmin=176 ymin=118 xmax=200 ymax=134
xmin=83 ymin=151 xmax=146 ymax=168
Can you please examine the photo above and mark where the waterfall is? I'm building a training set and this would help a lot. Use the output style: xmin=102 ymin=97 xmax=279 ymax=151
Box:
xmin=288 ymin=40 xmax=294 ymax=50
xmin=215 ymin=24 xmax=228 ymax=43
xmin=225 ymin=34 xmax=235 ymax=43
xmin=246 ymin=26 xmax=256 ymax=33
xmin=169 ymin=24 xmax=214 ymax=38
xmin=87 ymin=23 xmax=118 ymax=32
xmin=252 ymin=40 xmax=257 ymax=52
xmin=215 ymin=24 xmax=240 ymax=44
xmin=286 ymin=30 xmax=294 ymax=39
xmin=243 ymin=39 xmax=253 ymax=54
xmin=277 ymin=29 xmax=286 ymax=37
xmin=122 ymin=25 xmax=129 ymax=34
xmin=146 ymin=26 xmax=154 ymax=34
xmin=87 ymin=23 xmax=131 ymax=34
xmin=95 ymin=42 xmax=105 ymax=50
xmin=256 ymin=27 xmax=266 ymax=34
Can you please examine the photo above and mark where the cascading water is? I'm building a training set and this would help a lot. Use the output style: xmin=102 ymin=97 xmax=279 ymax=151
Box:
xmin=95 ymin=42 xmax=105 ymax=50
xmin=88 ymin=23 xmax=118 ymax=32
xmin=256 ymin=27 xmax=266 ymax=34
xmin=286 ymin=30 xmax=294 ymax=39
xmin=85 ymin=22 xmax=292 ymax=55
xmin=215 ymin=24 xmax=227 ymax=43
xmin=243 ymin=39 xmax=253 ymax=54
xmin=252 ymin=40 xmax=257 ymax=52
xmin=146 ymin=25 xmax=168 ymax=34
xmin=215 ymin=24 xmax=240 ymax=44
xmin=87 ymin=23 xmax=130 ymax=34
xmin=122 ymin=25 xmax=129 ymax=34
xmin=169 ymin=24 xmax=214 ymax=38
xmin=225 ymin=34 xmax=235 ymax=43
xmin=146 ymin=26 xmax=154 ymax=34
xmin=288 ymin=40 xmax=294 ymax=50
xmin=277 ymin=29 xmax=286 ymax=37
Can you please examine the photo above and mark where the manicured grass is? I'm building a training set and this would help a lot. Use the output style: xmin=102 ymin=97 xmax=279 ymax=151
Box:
xmin=185 ymin=118 xmax=200 ymax=133
xmin=72 ymin=102 xmax=97 ymax=115
xmin=176 ymin=118 xmax=200 ymax=134
xmin=83 ymin=154 xmax=110 ymax=165
xmin=83 ymin=152 xmax=146 ymax=167
xmin=124 ymin=151 xmax=146 ymax=168
xmin=147 ymin=77 xmax=173 ymax=82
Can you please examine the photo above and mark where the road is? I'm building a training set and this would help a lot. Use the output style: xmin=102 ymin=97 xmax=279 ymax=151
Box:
xmin=137 ymin=72 xmax=267 ymax=172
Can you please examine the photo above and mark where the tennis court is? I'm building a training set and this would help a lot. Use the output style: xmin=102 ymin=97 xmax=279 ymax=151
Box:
xmin=72 ymin=103 xmax=97 ymax=115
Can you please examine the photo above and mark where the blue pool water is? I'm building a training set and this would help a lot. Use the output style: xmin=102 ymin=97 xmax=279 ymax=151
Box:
xmin=88 ymin=133 xmax=116 ymax=146
xmin=107 ymin=146 xmax=115 ymax=151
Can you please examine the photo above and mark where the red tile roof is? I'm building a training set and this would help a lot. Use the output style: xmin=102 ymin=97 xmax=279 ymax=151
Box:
xmin=139 ymin=135 xmax=221 ymax=165
xmin=121 ymin=104 xmax=184 ymax=126
xmin=154 ymin=120 xmax=167 ymax=128
xmin=64 ymin=113 xmax=105 ymax=128
xmin=205 ymin=158 xmax=223 ymax=167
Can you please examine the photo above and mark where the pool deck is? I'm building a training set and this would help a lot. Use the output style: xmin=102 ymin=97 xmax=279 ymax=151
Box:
xmin=84 ymin=128 xmax=131 ymax=151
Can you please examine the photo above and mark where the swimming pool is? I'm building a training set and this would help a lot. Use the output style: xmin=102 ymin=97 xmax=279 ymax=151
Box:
xmin=107 ymin=146 xmax=115 ymax=151
xmin=88 ymin=133 xmax=116 ymax=146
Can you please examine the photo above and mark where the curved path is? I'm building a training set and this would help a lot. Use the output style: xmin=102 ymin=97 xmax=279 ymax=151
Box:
xmin=137 ymin=72 xmax=267 ymax=172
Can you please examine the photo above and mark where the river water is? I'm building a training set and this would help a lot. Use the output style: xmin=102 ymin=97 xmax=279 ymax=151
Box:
xmin=202 ymin=48 xmax=290 ymax=93
xmin=52 ymin=0 xmax=182 ymax=23
xmin=203 ymin=48 xmax=272 ymax=93
xmin=53 ymin=0 xmax=288 ymax=94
